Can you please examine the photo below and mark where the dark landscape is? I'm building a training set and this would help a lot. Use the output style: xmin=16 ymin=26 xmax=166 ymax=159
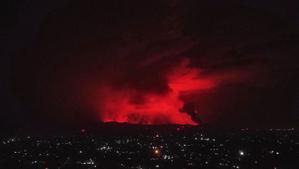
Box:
xmin=1 ymin=125 xmax=299 ymax=169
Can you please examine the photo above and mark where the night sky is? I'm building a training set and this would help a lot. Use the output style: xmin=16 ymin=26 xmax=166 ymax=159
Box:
xmin=2 ymin=0 xmax=299 ymax=133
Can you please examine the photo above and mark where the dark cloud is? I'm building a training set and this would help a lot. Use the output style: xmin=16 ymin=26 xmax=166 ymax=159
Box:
xmin=6 ymin=0 xmax=299 ymax=128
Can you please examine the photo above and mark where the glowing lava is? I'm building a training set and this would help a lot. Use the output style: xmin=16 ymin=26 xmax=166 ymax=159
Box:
xmin=96 ymin=59 xmax=216 ymax=125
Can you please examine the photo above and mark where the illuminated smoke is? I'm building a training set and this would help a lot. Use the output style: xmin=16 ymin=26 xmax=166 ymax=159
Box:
xmin=94 ymin=59 xmax=216 ymax=125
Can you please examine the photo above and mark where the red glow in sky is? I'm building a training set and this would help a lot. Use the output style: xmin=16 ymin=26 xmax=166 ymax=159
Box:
xmin=96 ymin=59 xmax=216 ymax=125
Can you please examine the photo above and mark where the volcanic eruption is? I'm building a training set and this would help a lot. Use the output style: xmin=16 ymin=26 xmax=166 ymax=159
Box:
xmin=93 ymin=59 xmax=216 ymax=125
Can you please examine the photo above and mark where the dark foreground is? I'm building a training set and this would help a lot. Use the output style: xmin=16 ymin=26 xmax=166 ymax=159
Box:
xmin=1 ymin=127 xmax=299 ymax=169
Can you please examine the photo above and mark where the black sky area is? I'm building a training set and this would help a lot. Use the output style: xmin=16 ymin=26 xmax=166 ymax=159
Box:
xmin=1 ymin=0 xmax=299 ymax=134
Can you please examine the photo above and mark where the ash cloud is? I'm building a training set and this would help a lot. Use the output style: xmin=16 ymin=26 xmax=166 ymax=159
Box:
xmin=10 ymin=0 xmax=299 ymax=127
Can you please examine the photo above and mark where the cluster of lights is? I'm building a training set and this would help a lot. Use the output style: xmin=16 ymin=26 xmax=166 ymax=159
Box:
xmin=0 ymin=129 xmax=298 ymax=169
